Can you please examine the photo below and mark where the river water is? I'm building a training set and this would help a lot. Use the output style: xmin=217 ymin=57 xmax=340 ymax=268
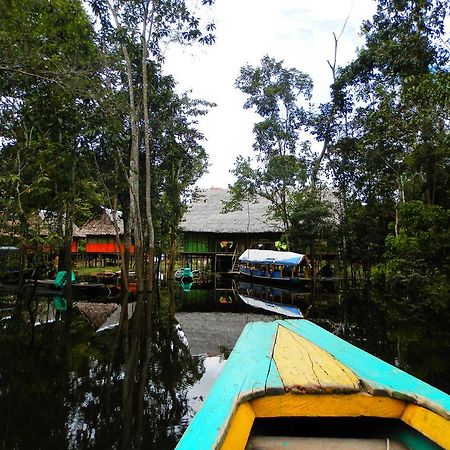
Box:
xmin=0 ymin=278 xmax=449 ymax=449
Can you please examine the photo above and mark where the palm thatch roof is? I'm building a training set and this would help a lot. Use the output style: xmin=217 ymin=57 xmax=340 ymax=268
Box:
xmin=0 ymin=211 xmax=85 ymax=238
xmin=80 ymin=209 xmax=124 ymax=236
xmin=180 ymin=188 xmax=283 ymax=234
xmin=72 ymin=224 xmax=85 ymax=238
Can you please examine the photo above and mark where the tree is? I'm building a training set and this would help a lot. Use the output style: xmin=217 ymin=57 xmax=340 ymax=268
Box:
xmin=288 ymin=186 xmax=335 ymax=257
xmin=373 ymin=201 xmax=450 ymax=302
xmin=0 ymin=0 xmax=103 ymax=302
xmin=89 ymin=0 xmax=215 ymax=292
xmin=227 ymin=55 xmax=313 ymax=244
xmin=318 ymin=0 xmax=450 ymax=277
xmin=148 ymin=77 xmax=212 ymax=279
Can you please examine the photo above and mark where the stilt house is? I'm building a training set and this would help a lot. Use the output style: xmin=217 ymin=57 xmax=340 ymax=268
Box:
xmin=76 ymin=209 xmax=134 ymax=267
xmin=180 ymin=188 xmax=283 ymax=272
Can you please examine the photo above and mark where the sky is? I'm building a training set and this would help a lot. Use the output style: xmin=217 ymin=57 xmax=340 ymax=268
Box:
xmin=163 ymin=0 xmax=377 ymax=189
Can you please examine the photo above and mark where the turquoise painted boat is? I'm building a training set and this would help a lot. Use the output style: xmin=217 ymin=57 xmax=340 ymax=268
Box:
xmin=176 ymin=319 xmax=450 ymax=450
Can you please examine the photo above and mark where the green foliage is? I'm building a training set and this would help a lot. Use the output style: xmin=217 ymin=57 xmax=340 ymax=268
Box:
xmin=373 ymin=201 xmax=450 ymax=297
xmin=229 ymin=56 xmax=312 ymax=235
xmin=151 ymin=84 xmax=213 ymax=254
xmin=0 ymin=0 xmax=99 ymax=92
xmin=288 ymin=187 xmax=335 ymax=252
xmin=235 ymin=55 xmax=312 ymax=159
xmin=0 ymin=0 xmax=214 ymax=279
xmin=314 ymin=0 xmax=450 ymax=285
xmin=0 ymin=0 xmax=104 ymax=266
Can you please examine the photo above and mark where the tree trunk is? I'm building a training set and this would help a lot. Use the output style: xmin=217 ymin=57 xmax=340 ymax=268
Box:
xmin=108 ymin=3 xmax=145 ymax=293
xmin=125 ymin=44 xmax=145 ymax=293
xmin=63 ymin=147 xmax=76 ymax=309
xmin=167 ymin=226 xmax=178 ymax=281
xmin=142 ymin=4 xmax=156 ymax=292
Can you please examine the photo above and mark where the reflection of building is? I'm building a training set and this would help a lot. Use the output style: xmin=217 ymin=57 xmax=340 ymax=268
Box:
xmin=180 ymin=188 xmax=283 ymax=273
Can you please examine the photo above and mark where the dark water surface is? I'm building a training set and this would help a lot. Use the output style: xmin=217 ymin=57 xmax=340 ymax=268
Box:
xmin=0 ymin=279 xmax=449 ymax=449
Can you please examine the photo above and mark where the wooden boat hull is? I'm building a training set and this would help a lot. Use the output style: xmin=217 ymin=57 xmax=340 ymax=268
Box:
xmin=36 ymin=280 xmax=111 ymax=297
xmin=239 ymin=268 xmax=308 ymax=286
xmin=176 ymin=319 xmax=450 ymax=450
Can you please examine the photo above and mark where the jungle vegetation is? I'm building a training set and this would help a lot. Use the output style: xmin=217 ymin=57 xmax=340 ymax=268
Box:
xmin=0 ymin=0 xmax=449 ymax=304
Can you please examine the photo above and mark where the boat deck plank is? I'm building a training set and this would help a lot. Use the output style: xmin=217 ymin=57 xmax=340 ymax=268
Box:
xmin=246 ymin=436 xmax=408 ymax=450
xmin=273 ymin=325 xmax=360 ymax=393
xmin=282 ymin=320 xmax=450 ymax=418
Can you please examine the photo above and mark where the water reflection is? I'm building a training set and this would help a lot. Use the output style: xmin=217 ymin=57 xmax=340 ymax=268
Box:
xmin=0 ymin=279 xmax=449 ymax=449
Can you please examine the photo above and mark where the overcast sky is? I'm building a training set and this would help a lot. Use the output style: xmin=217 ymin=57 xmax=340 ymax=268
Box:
xmin=163 ymin=0 xmax=377 ymax=188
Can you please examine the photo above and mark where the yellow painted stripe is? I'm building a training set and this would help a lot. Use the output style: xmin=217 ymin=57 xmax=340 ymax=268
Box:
xmin=220 ymin=394 xmax=450 ymax=448
xmin=273 ymin=325 xmax=361 ymax=393
xmin=402 ymin=403 xmax=450 ymax=449
xmin=220 ymin=402 xmax=255 ymax=450
xmin=251 ymin=392 xmax=406 ymax=419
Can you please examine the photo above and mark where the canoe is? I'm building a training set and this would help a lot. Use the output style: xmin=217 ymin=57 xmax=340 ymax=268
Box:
xmin=36 ymin=279 xmax=111 ymax=297
xmin=176 ymin=319 xmax=450 ymax=450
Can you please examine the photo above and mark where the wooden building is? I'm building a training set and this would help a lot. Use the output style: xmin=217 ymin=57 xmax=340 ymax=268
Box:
xmin=75 ymin=209 xmax=134 ymax=267
xmin=180 ymin=188 xmax=283 ymax=272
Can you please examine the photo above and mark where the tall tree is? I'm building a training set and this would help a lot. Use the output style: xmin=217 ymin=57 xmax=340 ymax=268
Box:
xmin=0 ymin=0 xmax=103 ymax=301
xmin=89 ymin=0 xmax=215 ymax=291
xmin=322 ymin=0 xmax=449 ymax=277
xmin=227 ymin=55 xmax=313 ymax=243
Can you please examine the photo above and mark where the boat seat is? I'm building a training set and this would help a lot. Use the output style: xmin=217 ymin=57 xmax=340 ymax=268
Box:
xmin=246 ymin=436 xmax=408 ymax=450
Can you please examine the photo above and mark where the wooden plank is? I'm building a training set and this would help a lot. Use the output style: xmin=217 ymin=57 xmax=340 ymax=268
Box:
xmin=282 ymin=320 xmax=450 ymax=419
xmin=175 ymin=321 xmax=283 ymax=450
xmin=220 ymin=403 xmax=255 ymax=450
xmin=251 ymin=393 xmax=405 ymax=419
xmin=273 ymin=325 xmax=360 ymax=393
xmin=401 ymin=403 xmax=450 ymax=449
xmin=246 ymin=436 xmax=408 ymax=450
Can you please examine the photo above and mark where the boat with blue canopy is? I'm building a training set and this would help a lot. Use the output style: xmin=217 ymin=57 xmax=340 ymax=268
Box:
xmin=176 ymin=319 xmax=450 ymax=450
xmin=238 ymin=249 xmax=311 ymax=285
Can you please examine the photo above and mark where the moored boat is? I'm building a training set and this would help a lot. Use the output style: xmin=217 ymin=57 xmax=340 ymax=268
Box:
xmin=37 ymin=271 xmax=111 ymax=297
xmin=36 ymin=280 xmax=111 ymax=297
xmin=238 ymin=249 xmax=311 ymax=285
xmin=176 ymin=319 xmax=450 ymax=450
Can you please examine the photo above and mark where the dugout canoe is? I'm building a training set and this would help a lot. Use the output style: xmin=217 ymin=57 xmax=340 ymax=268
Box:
xmin=176 ymin=319 xmax=450 ymax=450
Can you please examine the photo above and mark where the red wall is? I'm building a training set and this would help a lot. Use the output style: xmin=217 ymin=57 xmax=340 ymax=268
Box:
xmin=85 ymin=242 xmax=134 ymax=253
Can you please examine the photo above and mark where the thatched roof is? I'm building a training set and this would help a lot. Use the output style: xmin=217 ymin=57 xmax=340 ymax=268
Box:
xmin=73 ymin=223 xmax=85 ymax=238
xmin=80 ymin=209 xmax=124 ymax=236
xmin=180 ymin=188 xmax=283 ymax=234
xmin=0 ymin=211 xmax=85 ymax=238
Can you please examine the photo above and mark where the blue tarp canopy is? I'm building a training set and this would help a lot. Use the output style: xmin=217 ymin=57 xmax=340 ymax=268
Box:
xmin=238 ymin=249 xmax=305 ymax=267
